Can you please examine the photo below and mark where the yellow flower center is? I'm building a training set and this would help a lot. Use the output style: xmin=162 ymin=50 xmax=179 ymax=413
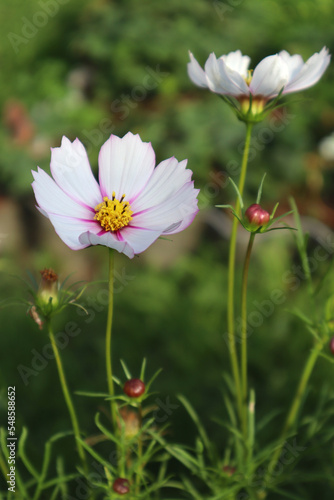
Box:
xmin=94 ymin=193 xmax=133 ymax=232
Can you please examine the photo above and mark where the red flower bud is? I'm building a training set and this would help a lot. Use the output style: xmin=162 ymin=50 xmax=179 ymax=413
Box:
xmin=123 ymin=379 xmax=145 ymax=398
xmin=222 ymin=465 xmax=236 ymax=476
xmin=329 ymin=337 xmax=334 ymax=355
xmin=113 ymin=478 xmax=130 ymax=494
xmin=245 ymin=204 xmax=270 ymax=229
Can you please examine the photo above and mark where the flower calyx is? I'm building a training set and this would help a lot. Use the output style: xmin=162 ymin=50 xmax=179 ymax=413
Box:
xmin=38 ymin=268 xmax=59 ymax=309
xmin=220 ymin=89 xmax=285 ymax=124
xmin=26 ymin=268 xmax=89 ymax=327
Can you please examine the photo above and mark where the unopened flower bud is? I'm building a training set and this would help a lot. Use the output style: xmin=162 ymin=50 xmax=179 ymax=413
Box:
xmin=245 ymin=204 xmax=270 ymax=229
xmin=113 ymin=478 xmax=130 ymax=494
xmin=123 ymin=378 xmax=145 ymax=398
xmin=222 ymin=465 xmax=236 ymax=476
xmin=38 ymin=268 xmax=59 ymax=307
xmin=329 ymin=337 xmax=334 ymax=355
xmin=118 ymin=408 xmax=140 ymax=438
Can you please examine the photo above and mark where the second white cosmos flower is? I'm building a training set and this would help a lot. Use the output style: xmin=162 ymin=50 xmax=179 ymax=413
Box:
xmin=188 ymin=47 xmax=330 ymax=98
xmin=32 ymin=132 xmax=199 ymax=258
xmin=188 ymin=47 xmax=330 ymax=120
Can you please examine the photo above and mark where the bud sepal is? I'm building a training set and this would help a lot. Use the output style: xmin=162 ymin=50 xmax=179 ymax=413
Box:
xmin=25 ymin=268 xmax=89 ymax=327
xmin=217 ymin=174 xmax=295 ymax=234
xmin=220 ymin=87 xmax=286 ymax=125
xmin=107 ymin=358 xmax=162 ymax=409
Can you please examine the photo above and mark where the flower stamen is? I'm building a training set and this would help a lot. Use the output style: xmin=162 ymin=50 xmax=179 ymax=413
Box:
xmin=244 ymin=69 xmax=253 ymax=86
xmin=94 ymin=192 xmax=133 ymax=232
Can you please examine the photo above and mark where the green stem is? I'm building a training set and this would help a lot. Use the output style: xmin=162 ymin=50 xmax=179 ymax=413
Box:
xmin=227 ymin=122 xmax=253 ymax=423
xmin=106 ymin=249 xmax=118 ymax=433
xmin=241 ymin=232 xmax=255 ymax=436
xmin=48 ymin=322 xmax=88 ymax=474
xmin=33 ymin=441 xmax=51 ymax=500
xmin=265 ymin=339 xmax=324 ymax=486
xmin=135 ymin=405 xmax=143 ymax=495
xmin=0 ymin=451 xmax=8 ymax=481
xmin=290 ymin=197 xmax=314 ymax=297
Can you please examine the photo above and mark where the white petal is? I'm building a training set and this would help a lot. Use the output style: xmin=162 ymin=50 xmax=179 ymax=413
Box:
xmin=163 ymin=204 xmax=199 ymax=234
xmin=98 ymin=132 xmax=156 ymax=202
xmin=220 ymin=50 xmax=251 ymax=78
xmin=250 ymin=55 xmax=289 ymax=97
xmin=47 ymin=214 xmax=99 ymax=250
xmin=79 ymin=230 xmax=134 ymax=258
xmin=205 ymin=53 xmax=249 ymax=96
xmin=32 ymin=167 xmax=93 ymax=219
xmin=132 ymin=157 xmax=192 ymax=213
xmin=132 ymin=181 xmax=199 ymax=232
xmin=278 ymin=51 xmax=304 ymax=79
xmin=119 ymin=226 xmax=162 ymax=255
xmin=50 ymin=137 xmax=102 ymax=208
xmin=283 ymin=47 xmax=331 ymax=94
xmin=187 ymin=52 xmax=209 ymax=88
xmin=217 ymin=59 xmax=250 ymax=95
xmin=204 ymin=53 xmax=227 ymax=93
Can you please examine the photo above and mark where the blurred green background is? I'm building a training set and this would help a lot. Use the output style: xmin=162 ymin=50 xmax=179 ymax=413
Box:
xmin=1 ymin=0 xmax=334 ymax=498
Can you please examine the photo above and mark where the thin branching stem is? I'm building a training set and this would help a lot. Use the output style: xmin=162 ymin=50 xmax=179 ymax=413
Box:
xmin=105 ymin=249 xmax=118 ymax=434
xmin=48 ymin=322 xmax=88 ymax=474
xmin=241 ymin=232 xmax=255 ymax=437
xmin=265 ymin=339 xmax=324 ymax=487
xmin=227 ymin=122 xmax=253 ymax=425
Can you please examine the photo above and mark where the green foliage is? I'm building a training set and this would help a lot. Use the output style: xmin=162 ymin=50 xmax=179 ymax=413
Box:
xmin=1 ymin=0 xmax=334 ymax=498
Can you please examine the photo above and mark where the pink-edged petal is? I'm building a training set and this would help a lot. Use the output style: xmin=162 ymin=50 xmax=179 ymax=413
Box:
xmin=205 ymin=53 xmax=249 ymax=96
xmin=250 ymin=55 xmax=290 ymax=97
xmin=50 ymin=136 xmax=102 ymax=208
xmin=220 ymin=50 xmax=250 ymax=78
xmin=47 ymin=214 xmax=99 ymax=250
xmin=37 ymin=205 xmax=49 ymax=219
xmin=132 ymin=157 xmax=192 ymax=213
xmin=98 ymin=132 xmax=156 ymax=202
xmin=32 ymin=167 xmax=92 ymax=219
xmin=120 ymin=226 xmax=162 ymax=255
xmin=79 ymin=230 xmax=135 ymax=258
xmin=283 ymin=47 xmax=331 ymax=94
xmin=187 ymin=52 xmax=209 ymax=88
xmin=163 ymin=206 xmax=199 ymax=234
xmin=132 ymin=181 xmax=199 ymax=232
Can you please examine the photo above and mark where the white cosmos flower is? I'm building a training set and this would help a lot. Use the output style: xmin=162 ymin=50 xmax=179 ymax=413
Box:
xmin=32 ymin=132 xmax=199 ymax=259
xmin=188 ymin=47 xmax=330 ymax=100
